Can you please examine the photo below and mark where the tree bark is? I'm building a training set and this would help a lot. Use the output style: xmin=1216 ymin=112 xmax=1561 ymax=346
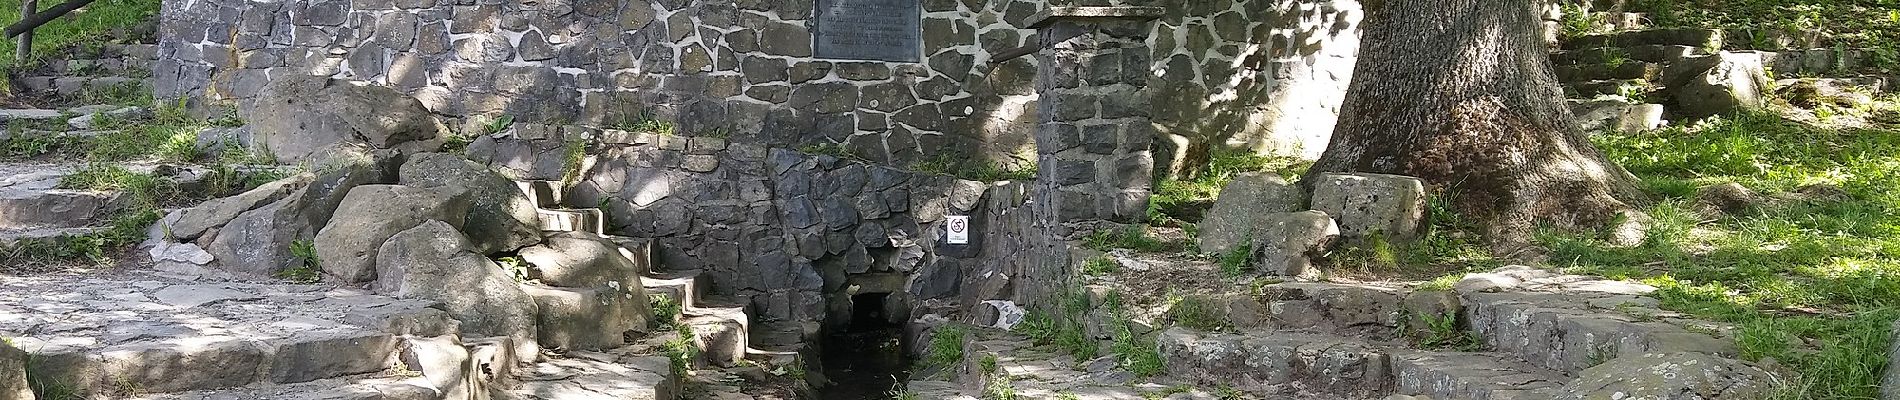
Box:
xmin=1301 ymin=0 xmax=1645 ymax=248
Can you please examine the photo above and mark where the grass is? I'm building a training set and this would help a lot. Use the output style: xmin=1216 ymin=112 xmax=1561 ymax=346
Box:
xmin=922 ymin=324 xmax=968 ymax=370
xmin=1081 ymin=256 xmax=1118 ymax=276
xmin=1403 ymin=310 xmax=1481 ymax=351
xmin=1082 ymin=226 xmax=1183 ymax=253
xmin=1147 ymin=147 xmax=1308 ymax=223
xmin=661 ymin=323 xmax=697 ymax=376
xmin=0 ymin=0 xmax=158 ymax=73
xmin=1217 ymin=241 xmax=1253 ymax=277
xmin=559 ymin=138 xmax=586 ymax=185
xmin=1538 ymin=106 xmax=1900 ymax=399
xmin=276 ymin=239 xmax=319 ymax=283
xmin=1165 ymin=294 xmax=1227 ymax=332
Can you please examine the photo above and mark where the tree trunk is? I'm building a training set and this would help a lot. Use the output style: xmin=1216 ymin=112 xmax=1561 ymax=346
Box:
xmin=1301 ymin=0 xmax=1646 ymax=249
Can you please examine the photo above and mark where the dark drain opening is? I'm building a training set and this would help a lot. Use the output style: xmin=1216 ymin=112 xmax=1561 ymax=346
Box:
xmin=820 ymin=292 xmax=910 ymax=400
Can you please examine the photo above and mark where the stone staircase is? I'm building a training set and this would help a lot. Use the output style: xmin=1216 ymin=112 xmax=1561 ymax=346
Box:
xmin=906 ymin=250 xmax=1758 ymax=399
xmin=1548 ymin=5 xmax=1899 ymax=133
xmin=12 ymin=43 xmax=158 ymax=98
xmin=512 ymin=179 xmax=778 ymax=374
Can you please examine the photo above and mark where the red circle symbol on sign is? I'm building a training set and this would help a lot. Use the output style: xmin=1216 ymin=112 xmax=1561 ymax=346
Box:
xmin=950 ymin=218 xmax=966 ymax=233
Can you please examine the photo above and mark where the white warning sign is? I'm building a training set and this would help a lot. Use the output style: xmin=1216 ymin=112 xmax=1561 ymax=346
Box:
xmin=946 ymin=215 xmax=970 ymax=244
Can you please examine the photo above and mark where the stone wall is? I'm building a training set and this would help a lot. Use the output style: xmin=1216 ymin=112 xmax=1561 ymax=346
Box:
xmin=155 ymin=0 xmax=1364 ymax=170
xmin=462 ymin=123 xmax=999 ymax=332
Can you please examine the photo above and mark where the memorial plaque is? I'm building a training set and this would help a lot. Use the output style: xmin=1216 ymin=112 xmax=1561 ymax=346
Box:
xmin=813 ymin=0 xmax=922 ymax=62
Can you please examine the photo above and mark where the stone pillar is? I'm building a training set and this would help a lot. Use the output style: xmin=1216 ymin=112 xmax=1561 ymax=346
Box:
xmin=1029 ymin=6 xmax=1164 ymax=236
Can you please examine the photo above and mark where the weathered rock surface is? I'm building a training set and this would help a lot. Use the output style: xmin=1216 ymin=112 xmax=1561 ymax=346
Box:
xmin=375 ymin=220 xmax=540 ymax=360
xmin=1557 ymin=352 xmax=1773 ymax=399
xmin=398 ymin=153 xmax=541 ymax=254
xmin=518 ymin=232 xmax=645 ymax=288
xmin=523 ymin=284 xmax=646 ymax=351
xmin=0 ymin=164 xmax=125 ymax=231
xmin=1665 ymin=51 xmax=1771 ymax=120
xmin=1 ymin=340 xmax=27 ymax=400
xmin=249 ymin=75 xmax=446 ymax=164
xmin=166 ymin=173 xmax=309 ymax=241
xmin=1197 ymin=172 xmax=1302 ymax=255
xmin=314 ymin=184 xmax=472 ymax=283
xmin=204 ymin=161 xmax=388 ymax=277
xmin=0 ymin=271 xmax=450 ymax=396
xmin=1248 ymin=211 xmax=1339 ymax=279
xmin=1308 ymin=173 xmax=1426 ymax=242
xmin=508 ymin=355 xmax=677 ymax=400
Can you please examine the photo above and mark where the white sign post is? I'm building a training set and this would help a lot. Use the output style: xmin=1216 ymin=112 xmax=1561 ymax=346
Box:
xmin=946 ymin=215 xmax=970 ymax=244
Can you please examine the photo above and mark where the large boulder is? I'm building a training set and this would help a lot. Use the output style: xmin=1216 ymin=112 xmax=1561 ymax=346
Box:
xmin=522 ymin=284 xmax=649 ymax=351
xmin=1249 ymin=211 xmax=1340 ymax=279
xmin=1557 ymin=352 xmax=1773 ymax=399
xmin=518 ymin=232 xmax=644 ymax=288
xmin=375 ymin=220 xmax=539 ymax=361
xmin=1664 ymin=51 xmax=1771 ymax=120
xmin=398 ymin=153 xmax=541 ymax=254
xmin=1308 ymin=173 xmax=1427 ymax=243
xmin=1197 ymin=172 xmax=1302 ymax=255
xmin=204 ymin=159 xmax=391 ymax=277
xmin=2 ymin=340 xmax=29 ymax=400
xmin=250 ymin=75 xmax=446 ymax=164
xmin=314 ymin=184 xmax=472 ymax=283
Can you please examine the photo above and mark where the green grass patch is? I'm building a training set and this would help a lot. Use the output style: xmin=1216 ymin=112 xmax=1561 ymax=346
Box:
xmin=1147 ymin=147 xmax=1308 ymax=223
xmin=0 ymin=0 xmax=159 ymax=71
xmin=1165 ymin=294 xmax=1227 ymax=332
xmin=1082 ymin=225 xmax=1182 ymax=253
xmin=1081 ymin=256 xmax=1118 ymax=277
xmin=1542 ymin=108 xmax=1900 ymax=399
xmin=1218 ymin=241 xmax=1254 ymax=277
xmin=922 ymin=324 xmax=968 ymax=370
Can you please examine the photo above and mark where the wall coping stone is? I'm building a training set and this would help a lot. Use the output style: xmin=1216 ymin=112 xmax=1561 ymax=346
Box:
xmin=1026 ymin=6 xmax=1165 ymax=28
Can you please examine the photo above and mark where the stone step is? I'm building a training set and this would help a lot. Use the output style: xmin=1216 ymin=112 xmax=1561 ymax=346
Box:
xmin=514 ymin=180 xmax=563 ymax=209
xmin=127 ymin=375 xmax=449 ymax=400
xmin=536 ymin=208 xmax=603 ymax=234
xmin=507 ymin=353 xmax=678 ymax=400
xmin=0 ymin=226 xmax=108 ymax=249
xmin=1192 ymin=274 xmax=1736 ymax=377
xmin=684 ymin=305 xmax=750 ymax=368
xmin=1563 ymin=28 xmax=1723 ymax=50
xmin=1460 ymin=290 xmax=1737 ymax=375
xmin=1566 ymin=79 xmax=1650 ymax=97
xmin=15 ymin=76 xmax=148 ymax=96
xmin=1157 ymin=327 xmax=1566 ymax=399
xmin=132 ymin=335 xmax=514 ymax=400
xmin=1555 ymin=61 xmax=1663 ymax=82
xmin=1390 ymin=350 xmax=1565 ymax=400
xmin=1569 ymin=98 xmax=1665 ymax=133
xmin=643 ymin=269 xmax=709 ymax=312
xmin=0 ymin=187 xmax=125 ymax=230
xmin=1 ymin=273 xmax=463 ymax=396
xmin=1550 ymin=45 xmax=1701 ymax=66
xmin=1762 ymin=48 xmax=1891 ymax=79
xmin=0 ymin=108 xmax=66 ymax=123
xmin=606 ymin=235 xmax=654 ymax=277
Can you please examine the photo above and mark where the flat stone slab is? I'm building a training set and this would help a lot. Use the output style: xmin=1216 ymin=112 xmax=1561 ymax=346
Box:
xmin=508 ymin=354 xmax=677 ymax=400
xmin=128 ymin=374 xmax=439 ymax=400
xmin=0 ymin=271 xmax=449 ymax=394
